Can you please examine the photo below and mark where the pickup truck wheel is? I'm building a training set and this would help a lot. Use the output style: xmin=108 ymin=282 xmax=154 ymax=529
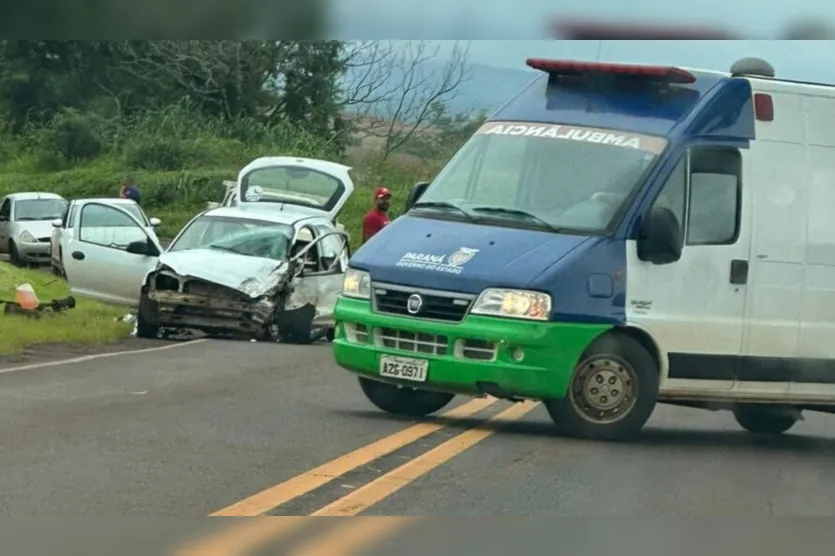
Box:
xmin=733 ymin=405 xmax=798 ymax=435
xmin=8 ymin=241 xmax=22 ymax=267
xmin=135 ymin=289 xmax=161 ymax=339
xmin=545 ymin=333 xmax=659 ymax=441
xmin=358 ymin=376 xmax=454 ymax=417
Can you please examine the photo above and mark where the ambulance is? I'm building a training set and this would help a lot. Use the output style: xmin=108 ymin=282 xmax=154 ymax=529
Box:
xmin=333 ymin=56 xmax=835 ymax=440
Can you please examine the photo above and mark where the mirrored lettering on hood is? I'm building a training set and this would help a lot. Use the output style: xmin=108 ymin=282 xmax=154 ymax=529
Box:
xmin=396 ymin=247 xmax=480 ymax=275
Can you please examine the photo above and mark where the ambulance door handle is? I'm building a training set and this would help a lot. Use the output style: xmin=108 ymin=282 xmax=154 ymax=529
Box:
xmin=730 ymin=259 xmax=748 ymax=285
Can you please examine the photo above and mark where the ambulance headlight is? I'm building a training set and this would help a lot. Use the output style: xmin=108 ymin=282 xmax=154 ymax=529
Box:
xmin=342 ymin=268 xmax=371 ymax=299
xmin=471 ymin=289 xmax=551 ymax=321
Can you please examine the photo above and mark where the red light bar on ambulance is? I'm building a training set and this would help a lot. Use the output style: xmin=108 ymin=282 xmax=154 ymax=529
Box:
xmin=526 ymin=59 xmax=697 ymax=84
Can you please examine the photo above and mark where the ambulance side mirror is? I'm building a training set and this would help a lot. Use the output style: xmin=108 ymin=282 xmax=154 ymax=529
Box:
xmin=637 ymin=207 xmax=683 ymax=264
xmin=405 ymin=182 xmax=429 ymax=212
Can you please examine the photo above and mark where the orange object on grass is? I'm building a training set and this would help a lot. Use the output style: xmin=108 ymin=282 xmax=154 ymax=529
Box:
xmin=14 ymin=283 xmax=39 ymax=310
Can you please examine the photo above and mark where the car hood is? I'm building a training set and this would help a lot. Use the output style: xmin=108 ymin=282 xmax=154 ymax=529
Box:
xmin=350 ymin=215 xmax=591 ymax=294
xmin=155 ymin=248 xmax=290 ymax=298
xmin=16 ymin=220 xmax=54 ymax=240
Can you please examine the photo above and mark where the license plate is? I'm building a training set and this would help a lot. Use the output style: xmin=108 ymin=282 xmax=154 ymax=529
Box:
xmin=379 ymin=355 xmax=428 ymax=382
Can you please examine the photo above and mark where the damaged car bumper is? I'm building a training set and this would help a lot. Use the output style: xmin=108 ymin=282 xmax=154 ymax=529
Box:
xmin=144 ymin=266 xmax=322 ymax=342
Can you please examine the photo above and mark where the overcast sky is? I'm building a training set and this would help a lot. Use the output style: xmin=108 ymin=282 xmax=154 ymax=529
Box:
xmin=328 ymin=0 xmax=835 ymax=83
xmin=329 ymin=0 xmax=835 ymax=38
xmin=440 ymin=41 xmax=835 ymax=83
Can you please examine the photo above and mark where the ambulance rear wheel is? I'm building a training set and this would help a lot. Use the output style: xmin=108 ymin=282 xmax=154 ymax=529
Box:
xmin=545 ymin=333 xmax=659 ymax=441
xmin=358 ymin=376 xmax=454 ymax=417
xmin=732 ymin=405 xmax=798 ymax=435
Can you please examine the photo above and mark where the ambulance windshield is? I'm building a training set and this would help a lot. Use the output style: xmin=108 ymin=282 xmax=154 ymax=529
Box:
xmin=414 ymin=121 xmax=668 ymax=234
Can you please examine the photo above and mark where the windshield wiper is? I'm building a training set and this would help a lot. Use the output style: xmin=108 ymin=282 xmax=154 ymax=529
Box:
xmin=410 ymin=201 xmax=476 ymax=221
xmin=470 ymin=206 xmax=564 ymax=233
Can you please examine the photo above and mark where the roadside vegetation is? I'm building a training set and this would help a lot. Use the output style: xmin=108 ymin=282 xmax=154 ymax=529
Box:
xmin=0 ymin=40 xmax=487 ymax=354
xmin=0 ymin=264 xmax=131 ymax=354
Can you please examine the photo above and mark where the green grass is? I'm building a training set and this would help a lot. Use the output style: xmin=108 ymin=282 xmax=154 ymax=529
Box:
xmin=0 ymin=262 xmax=132 ymax=355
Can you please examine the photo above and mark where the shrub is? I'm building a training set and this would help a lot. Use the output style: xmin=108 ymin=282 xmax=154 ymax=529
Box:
xmin=0 ymin=167 xmax=231 ymax=210
xmin=122 ymin=137 xmax=205 ymax=171
xmin=32 ymin=109 xmax=107 ymax=168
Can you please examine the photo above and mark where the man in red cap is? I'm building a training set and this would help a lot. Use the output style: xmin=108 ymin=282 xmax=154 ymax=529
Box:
xmin=362 ymin=187 xmax=391 ymax=243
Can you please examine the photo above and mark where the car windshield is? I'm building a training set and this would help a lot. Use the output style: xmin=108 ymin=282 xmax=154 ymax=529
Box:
xmin=239 ymin=165 xmax=344 ymax=212
xmin=412 ymin=121 xmax=668 ymax=234
xmin=117 ymin=203 xmax=148 ymax=225
xmin=168 ymin=215 xmax=294 ymax=261
xmin=14 ymin=199 xmax=67 ymax=221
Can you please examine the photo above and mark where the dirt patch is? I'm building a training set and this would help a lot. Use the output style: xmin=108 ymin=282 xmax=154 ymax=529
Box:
xmin=0 ymin=337 xmax=194 ymax=369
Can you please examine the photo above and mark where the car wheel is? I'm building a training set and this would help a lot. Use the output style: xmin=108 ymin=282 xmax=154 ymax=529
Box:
xmin=135 ymin=289 xmax=161 ymax=339
xmin=8 ymin=241 xmax=22 ymax=267
xmin=358 ymin=376 xmax=455 ymax=417
xmin=733 ymin=405 xmax=799 ymax=435
xmin=545 ymin=332 xmax=659 ymax=441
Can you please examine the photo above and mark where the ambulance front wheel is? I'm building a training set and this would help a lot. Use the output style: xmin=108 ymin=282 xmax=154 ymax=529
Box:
xmin=358 ymin=376 xmax=455 ymax=417
xmin=732 ymin=405 xmax=798 ymax=435
xmin=545 ymin=333 xmax=659 ymax=441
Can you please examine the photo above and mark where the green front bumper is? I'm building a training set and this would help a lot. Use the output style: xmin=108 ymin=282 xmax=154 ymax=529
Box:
xmin=332 ymin=296 xmax=611 ymax=400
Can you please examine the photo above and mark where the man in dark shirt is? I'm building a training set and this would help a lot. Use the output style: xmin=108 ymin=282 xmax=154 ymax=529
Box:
xmin=119 ymin=178 xmax=141 ymax=206
xmin=362 ymin=187 xmax=391 ymax=243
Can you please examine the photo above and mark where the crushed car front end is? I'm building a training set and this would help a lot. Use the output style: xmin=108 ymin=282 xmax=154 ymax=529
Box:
xmin=145 ymin=267 xmax=289 ymax=337
xmin=138 ymin=250 xmax=327 ymax=341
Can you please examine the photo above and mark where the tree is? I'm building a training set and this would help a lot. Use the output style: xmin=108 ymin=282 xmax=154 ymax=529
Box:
xmin=112 ymin=40 xmax=291 ymax=120
xmin=278 ymin=41 xmax=347 ymax=145
xmin=0 ymin=40 xmax=350 ymax=147
xmin=339 ymin=40 xmax=471 ymax=159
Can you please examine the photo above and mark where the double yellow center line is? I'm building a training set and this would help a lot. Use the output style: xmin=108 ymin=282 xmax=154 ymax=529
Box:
xmin=175 ymin=396 xmax=539 ymax=555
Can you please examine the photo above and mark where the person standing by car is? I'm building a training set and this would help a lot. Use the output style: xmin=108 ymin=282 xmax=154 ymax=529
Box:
xmin=362 ymin=187 xmax=391 ymax=244
xmin=119 ymin=178 xmax=141 ymax=206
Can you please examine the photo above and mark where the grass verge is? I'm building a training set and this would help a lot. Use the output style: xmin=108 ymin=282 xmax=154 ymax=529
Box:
xmin=0 ymin=262 xmax=132 ymax=355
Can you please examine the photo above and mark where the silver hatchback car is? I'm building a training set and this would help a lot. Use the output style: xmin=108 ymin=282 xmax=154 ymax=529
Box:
xmin=0 ymin=192 xmax=68 ymax=266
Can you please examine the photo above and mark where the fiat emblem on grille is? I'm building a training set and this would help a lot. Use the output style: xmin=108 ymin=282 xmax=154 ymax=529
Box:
xmin=406 ymin=294 xmax=424 ymax=315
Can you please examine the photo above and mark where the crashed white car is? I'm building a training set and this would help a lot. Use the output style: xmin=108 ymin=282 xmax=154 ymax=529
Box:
xmin=63 ymin=157 xmax=354 ymax=342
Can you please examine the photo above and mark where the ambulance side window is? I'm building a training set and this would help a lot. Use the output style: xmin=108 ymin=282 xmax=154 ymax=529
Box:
xmin=651 ymin=157 xmax=686 ymax=235
xmin=686 ymin=148 xmax=741 ymax=246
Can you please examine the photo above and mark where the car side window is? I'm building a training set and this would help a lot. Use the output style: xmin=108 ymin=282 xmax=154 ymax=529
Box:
xmin=79 ymin=203 xmax=147 ymax=250
xmin=314 ymin=225 xmax=347 ymax=273
xmin=0 ymin=199 xmax=10 ymax=221
xmin=291 ymin=226 xmax=323 ymax=271
xmin=650 ymin=157 xmax=687 ymax=236
xmin=686 ymin=148 xmax=742 ymax=245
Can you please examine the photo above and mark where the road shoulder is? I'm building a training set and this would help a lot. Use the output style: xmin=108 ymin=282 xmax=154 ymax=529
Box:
xmin=0 ymin=337 xmax=191 ymax=369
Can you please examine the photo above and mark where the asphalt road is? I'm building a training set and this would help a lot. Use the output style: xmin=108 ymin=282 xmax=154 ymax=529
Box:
xmin=3 ymin=337 xmax=835 ymax=554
